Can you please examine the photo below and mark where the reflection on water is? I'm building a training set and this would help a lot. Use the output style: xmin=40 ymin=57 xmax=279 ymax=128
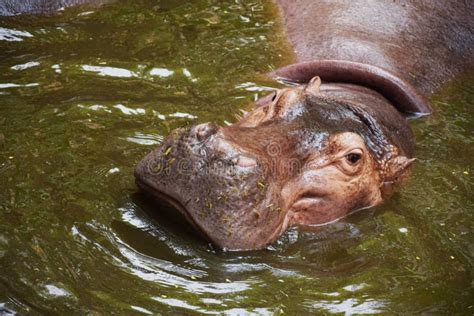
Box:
xmin=0 ymin=82 xmax=39 ymax=89
xmin=0 ymin=26 xmax=33 ymax=41
xmin=0 ymin=0 xmax=472 ymax=314
xmin=10 ymin=61 xmax=40 ymax=71
xmin=310 ymin=298 xmax=387 ymax=314
xmin=81 ymin=64 xmax=137 ymax=78
xmin=150 ymin=67 xmax=174 ymax=78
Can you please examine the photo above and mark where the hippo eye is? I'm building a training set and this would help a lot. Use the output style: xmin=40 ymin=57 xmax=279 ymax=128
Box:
xmin=271 ymin=92 xmax=277 ymax=102
xmin=346 ymin=153 xmax=362 ymax=165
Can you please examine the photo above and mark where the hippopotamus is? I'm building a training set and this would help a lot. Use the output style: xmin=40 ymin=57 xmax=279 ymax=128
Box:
xmin=134 ymin=1 xmax=474 ymax=250
xmin=7 ymin=0 xmax=470 ymax=250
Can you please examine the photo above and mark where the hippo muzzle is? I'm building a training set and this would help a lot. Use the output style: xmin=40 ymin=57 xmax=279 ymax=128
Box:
xmin=135 ymin=122 xmax=290 ymax=250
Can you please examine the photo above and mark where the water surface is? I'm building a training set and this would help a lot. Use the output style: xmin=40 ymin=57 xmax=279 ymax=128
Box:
xmin=0 ymin=0 xmax=472 ymax=314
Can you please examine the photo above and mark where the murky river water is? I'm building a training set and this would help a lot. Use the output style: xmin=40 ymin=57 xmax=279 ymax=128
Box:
xmin=0 ymin=0 xmax=473 ymax=314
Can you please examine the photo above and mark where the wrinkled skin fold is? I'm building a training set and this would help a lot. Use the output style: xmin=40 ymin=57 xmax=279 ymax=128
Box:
xmin=135 ymin=78 xmax=415 ymax=250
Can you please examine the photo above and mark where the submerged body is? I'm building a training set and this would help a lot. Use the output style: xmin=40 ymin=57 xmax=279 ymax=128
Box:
xmin=135 ymin=1 xmax=473 ymax=250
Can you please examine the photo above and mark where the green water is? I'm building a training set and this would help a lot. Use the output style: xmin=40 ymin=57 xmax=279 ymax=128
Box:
xmin=0 ymin=0 xmax=472 ymax=314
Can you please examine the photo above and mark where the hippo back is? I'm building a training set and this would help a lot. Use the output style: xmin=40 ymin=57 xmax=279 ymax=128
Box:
xmin=275 ymin=0 xmax=474 ymax=94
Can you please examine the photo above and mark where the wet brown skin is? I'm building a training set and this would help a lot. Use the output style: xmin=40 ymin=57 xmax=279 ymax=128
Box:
xmin=134 ymin=1 xmax=473 ymax=250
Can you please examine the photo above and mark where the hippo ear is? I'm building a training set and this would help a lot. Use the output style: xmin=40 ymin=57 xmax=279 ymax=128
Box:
xmin=383 ymin=156 xmax=416 ymax=184
xmin=304 ymin=76 xmax=321 ymax=96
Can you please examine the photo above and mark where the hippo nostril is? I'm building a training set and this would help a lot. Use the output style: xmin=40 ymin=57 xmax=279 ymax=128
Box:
xmin=195 ymin=123 xmax=217 ymax=141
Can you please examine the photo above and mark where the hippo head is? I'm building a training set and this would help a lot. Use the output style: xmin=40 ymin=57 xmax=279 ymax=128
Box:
xmin=135 ymin=77 xmax=415 ymax=250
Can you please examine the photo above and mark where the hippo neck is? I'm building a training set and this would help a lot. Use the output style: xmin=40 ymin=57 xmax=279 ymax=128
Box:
xmin=270 ymin=60 xmax=432 ymax=116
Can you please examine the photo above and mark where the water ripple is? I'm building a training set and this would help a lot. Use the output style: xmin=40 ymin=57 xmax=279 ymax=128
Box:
xmin=0 ymin=27 xmax=33 ymax=41
xmin=81 ymin=65 xmax=137 ymax=78
xmin=10 ymin=61 xmax=40 ymax=71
